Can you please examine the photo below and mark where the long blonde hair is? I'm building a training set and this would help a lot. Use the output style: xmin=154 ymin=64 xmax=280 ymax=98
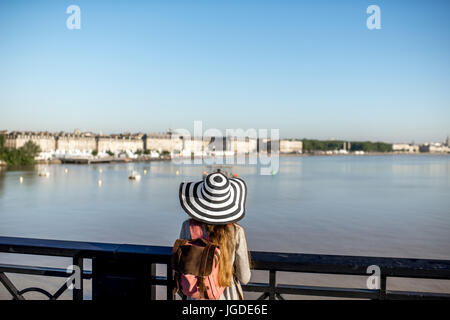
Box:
xmin=204 ymin=223 xmax=236 ymax=287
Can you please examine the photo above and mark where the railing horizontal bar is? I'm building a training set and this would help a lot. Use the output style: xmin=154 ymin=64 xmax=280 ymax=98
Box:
xmin=0 ymin=263 xmax=92 ymax=279
xmin=242 ymin=283 xmax=450 ymax=300
xmin=250 ymin=252 xmax=450 ymax=279
xmin=0 ymin=237 xmax=172 ymax=262
xmin=152 ymin=275 xmax=169 ymax=286
xmin=249 ymin=268 xmax=450 ymax=280
xmin=386 ymin=290 xmax=450 ymax=300
xmin=242 ymin=282 xmax=270 ymax=293
xmin=0 ymin=237 xmax=118 ymax=257
xmin=275 ymin=283 xmax=377 ymax=299
xmin=243 ymin=282 xmax=376 ymax=299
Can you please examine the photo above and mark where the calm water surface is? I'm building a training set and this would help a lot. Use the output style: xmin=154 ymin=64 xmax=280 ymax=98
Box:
xmin=1 ymin=155 xmax=449 ymax=259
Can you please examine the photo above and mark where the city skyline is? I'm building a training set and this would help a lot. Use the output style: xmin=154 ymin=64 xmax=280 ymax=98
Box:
xmin=1 ymin=0 xmax=450 ymax=143
xmin=1 ymin=127 xmax=449 ymax=145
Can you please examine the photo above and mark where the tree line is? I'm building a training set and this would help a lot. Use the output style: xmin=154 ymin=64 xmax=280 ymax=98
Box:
xmin=0 ymin=135 xmax=41 ymax=166
xmin=302 ymin=139 xmax=392 ymax=153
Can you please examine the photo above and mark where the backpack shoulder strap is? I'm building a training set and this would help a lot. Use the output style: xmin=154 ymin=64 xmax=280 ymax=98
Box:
xmin=189 ymin=219 xmax=204 ymax=240
xmin=233 ymin=270 xmax=244 ymax=300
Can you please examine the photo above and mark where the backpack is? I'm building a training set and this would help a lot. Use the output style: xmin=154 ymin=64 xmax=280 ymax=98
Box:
xmin=171 ymin=219 xmax=225 ymax=300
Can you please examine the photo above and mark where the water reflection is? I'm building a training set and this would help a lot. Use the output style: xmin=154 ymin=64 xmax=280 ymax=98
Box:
xmin=0 ymin=166 xmax=5 ymax=196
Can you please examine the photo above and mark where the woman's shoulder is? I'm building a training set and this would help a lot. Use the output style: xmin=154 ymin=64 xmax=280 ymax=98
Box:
xmin=233 ymin=222 xmax=246 ymax=231
xmin=233 ymin=223 xmax=247 ymax=239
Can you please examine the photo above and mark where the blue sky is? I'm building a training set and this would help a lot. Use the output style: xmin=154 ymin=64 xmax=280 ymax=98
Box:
xmin=0 ymin=0 xmax=449 ymax=143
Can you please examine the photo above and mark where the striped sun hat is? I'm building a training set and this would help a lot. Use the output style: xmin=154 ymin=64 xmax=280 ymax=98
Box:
xmin=179 ymin=171 xmax=247 ymax=225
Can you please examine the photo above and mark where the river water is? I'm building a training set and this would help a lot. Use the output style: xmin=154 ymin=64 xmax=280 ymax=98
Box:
xmin=1 ymin=154 xmax=449 ymax=259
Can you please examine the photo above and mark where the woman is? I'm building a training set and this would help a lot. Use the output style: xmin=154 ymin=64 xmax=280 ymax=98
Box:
xmin=178 ymin=170 xmax=251 ymax=300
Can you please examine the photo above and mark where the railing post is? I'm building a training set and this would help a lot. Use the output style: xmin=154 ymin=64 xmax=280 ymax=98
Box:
xmin=379 ymin=275 xmax=387 ymax=300
xmin=269 ymin=270 xmax=276 ymax=300
xmin=150 ymin=263 xmax=156 ymax=300
xmin=72 ymin=256 xmax=83 ymax=301
xmin=166 ymin=264 xmax=174 ymax=300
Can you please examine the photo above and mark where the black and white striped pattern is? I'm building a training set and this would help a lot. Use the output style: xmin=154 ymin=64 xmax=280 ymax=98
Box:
xmin=179 ymin=172 xmax=247 ymax=224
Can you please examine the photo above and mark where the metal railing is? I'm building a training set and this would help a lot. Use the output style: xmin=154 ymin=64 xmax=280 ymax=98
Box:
xmin=1 ymin=236 xmax=450 ymax=300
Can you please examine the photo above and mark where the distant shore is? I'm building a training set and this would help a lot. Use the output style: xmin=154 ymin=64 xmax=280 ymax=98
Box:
xmin=34 ymin=156 xmax=171 ymax=165
xmin=28 ymin=151 xmax=449 ymax=166
xmin=286 ymin=151 xmax=450 ymax=157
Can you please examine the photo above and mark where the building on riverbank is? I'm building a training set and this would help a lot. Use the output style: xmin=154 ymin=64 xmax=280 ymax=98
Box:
xmin=392 ymin=143 xmax=419 ymax=153
xmin=180 ymin=136 xmax=211 ymax=157
xmin=280 ymin=139 xmax=303 ymax=154
xmin=97 ymin=133 xmax=144 ymax=153
xmin=144 ymin=133 xmax=183 ymax=154
xmin=5 ymin=131 xmax=56 ymax=152
xmin=3 ymin=131 xmax=146 ymax=154
xmin=228 ymin=137 xmax=258 ymax=154
xmin=145 ymin=133 xmax=259 ymax=157
xmin=419 ymin=143 xmax=450 ymax=153
xmin=56 ymin=132 xmax=97 ymax=153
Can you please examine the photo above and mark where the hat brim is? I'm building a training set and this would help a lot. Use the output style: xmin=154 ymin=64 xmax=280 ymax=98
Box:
xmin=179 ymin=177 xmax=247 ymax=225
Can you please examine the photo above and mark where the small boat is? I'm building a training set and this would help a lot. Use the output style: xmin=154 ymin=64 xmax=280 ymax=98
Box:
xmin=38 ymin=171 xmax=50 ymax=177
xmin=128 ymin=171 xmax=141 ymax=181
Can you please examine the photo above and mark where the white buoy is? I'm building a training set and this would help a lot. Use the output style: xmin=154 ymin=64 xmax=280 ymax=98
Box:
xmin=99 ymin=169 xmax=103 ymax=174
xmin=64 ymin=168 xmax=68 ymax=174
xmin=176 ymin=170 xmax=180 ymax=175
xmin=144 ymin=169 xmax=147 ymax=175
xmin=98 ymin=179 xmax=102 ymax=187
xmin=19 ymin=176 xmax=23 ymax=183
